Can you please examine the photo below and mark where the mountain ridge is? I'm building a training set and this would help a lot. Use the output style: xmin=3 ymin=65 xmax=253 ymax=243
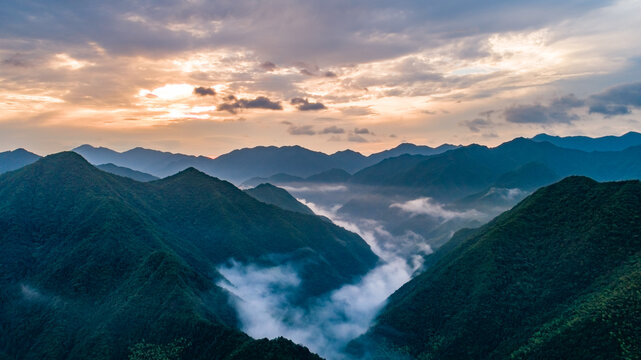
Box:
xmin=351 ymin=176 xmax=641 ymax=359
xmin=532 ymin=131 xmax=641 ymax=152
xmin=73 ymin=142 xmax=458 ymax=183
xmin=0 ymin=152 xmax=377 ymax=359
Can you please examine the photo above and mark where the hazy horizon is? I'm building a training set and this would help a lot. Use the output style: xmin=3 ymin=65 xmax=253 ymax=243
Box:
xmin=2 ymin=129 xmax=640 ymax=159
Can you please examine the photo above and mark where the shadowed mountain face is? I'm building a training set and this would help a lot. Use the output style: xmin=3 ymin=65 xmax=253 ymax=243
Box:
xmin=351 ymin=176 xmax=641 ymax=359
xmin=96 ymin=163 xmax=159 ymax=182
xmin=0 ymin=152 xmax=377 ymax=359
xmin=532 ymin=131 xmax=641 ymax=152
xmin=244 ymin=183 xmax=315 ymax=215
xmin=0 ymin=148 xmax=40 ymax=174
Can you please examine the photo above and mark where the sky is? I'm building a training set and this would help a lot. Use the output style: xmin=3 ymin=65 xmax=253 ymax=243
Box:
xmin=1 ymin=0 xmax=641 ymax=157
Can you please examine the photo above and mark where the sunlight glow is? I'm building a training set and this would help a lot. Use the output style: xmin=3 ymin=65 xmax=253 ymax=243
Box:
xmin=139 ymin=84 xmax=195 ymax=100
xmin=51 ymin=53 xmax=91 ymax=70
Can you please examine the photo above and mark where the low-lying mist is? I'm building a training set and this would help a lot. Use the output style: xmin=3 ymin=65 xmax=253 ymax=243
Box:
xmin=217 ymin=199 xmax=433 ymax=359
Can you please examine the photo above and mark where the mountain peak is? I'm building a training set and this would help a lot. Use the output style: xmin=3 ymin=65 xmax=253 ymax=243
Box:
xmin=394 ymin=142 xmax=420 ymax=149
xmin=40 ymin=151 xmax=91 ymax=166
xmin=73 ymin=144 xmax=112 ymax=152
xmin=174 ymin=166 xmax=208 ymax=178
xmin=29 ymin=152 xmax=100 ymax=177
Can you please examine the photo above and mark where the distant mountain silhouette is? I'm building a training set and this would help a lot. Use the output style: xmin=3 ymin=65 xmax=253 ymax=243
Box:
xmin=350 ymin=138 xmax=641 ymax=200
xmin=0 ymin=152 xmax=375 ymax=359
xmin=351 ymin=176 xmax=641 ymax=359
xmin=244 ymin=183 xmax=314 ymax=215
xmin=0 ymin=148 xmax=40 ymax=173
xmin=96 ymin=163 xmax=159 ymax=181
xmin=366 ymin=143 xmax=458 ymax=165
xmin=241 ymin=173 xmax=305 ymax=188
xmin=74 ymin=142 xmax=457 ymax=184
xmin=73 ymin=144 xmax=211 ymax=178
xmin=532 ymin=131 xmax=641 ymax=152
xmin=241 ymin=168 xmax=352 ymax=187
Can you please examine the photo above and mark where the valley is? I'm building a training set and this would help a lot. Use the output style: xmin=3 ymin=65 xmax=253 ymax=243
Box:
xmin=2 ymin=133 xmax=641 ymax=359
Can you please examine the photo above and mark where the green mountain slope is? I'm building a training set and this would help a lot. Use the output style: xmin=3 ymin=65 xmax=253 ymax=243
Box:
xmin=0 ymin=152 xmax=378 ymax=359
xmin=244 ymin=183 xmax=314 ymax=215
xmin=352 ymin=176 xmax=641 ymax=359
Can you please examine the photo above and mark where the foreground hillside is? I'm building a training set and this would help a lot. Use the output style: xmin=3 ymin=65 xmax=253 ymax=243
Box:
xmin=352 ymin=176 xmax=641 ymax=359
xmin=0 ymin=153 xmax=379 ymax=359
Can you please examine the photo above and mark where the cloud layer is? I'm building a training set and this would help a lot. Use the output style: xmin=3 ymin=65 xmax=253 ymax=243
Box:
xmin=391 ymin=197 xmax=482 ymax=220
xmin=1 ymin=0 xmax=640 ymax=156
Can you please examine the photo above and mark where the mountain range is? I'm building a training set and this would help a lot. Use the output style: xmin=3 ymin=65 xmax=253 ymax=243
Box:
xmin=349 ymin=137 xmax=641 ymax=201
xmin=0 ymin=152 xmax=377 ymax=359
xmin=2 ymin=132 xmax=641 ymax=359
xmin=351 ymin=176 xmax=641 ymax=359
xmin=73 ymin=142 xmax=458 ymax=184
xmin=532 ymin=131 xmax=641 ymax=152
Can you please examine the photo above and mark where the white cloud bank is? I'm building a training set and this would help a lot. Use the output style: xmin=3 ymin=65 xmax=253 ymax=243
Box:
xmin=390 ymin=197 xmax=483 ymax=220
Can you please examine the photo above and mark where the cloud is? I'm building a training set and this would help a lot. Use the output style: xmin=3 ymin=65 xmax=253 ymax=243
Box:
xmin=391 ymin=197 xmax=482 ymax=220
xmin=218 ymin=96 xmax=283 ymax=113
xmin=505 ymin=105 xmax=554 ymax=124
xmin=288 ymin=125 xmax=316 ymax=135
xmin=348 ymin=134 xmax=368 ymax=143
xmin=193 ymin=86 xmax=215 ymax=96
xmin=290 ymin=98 xmax=327 ymax=111
xmin=298 ymin=199 xmax=433 ymax=262
xmin=320 ymin=126 xmax=345 ymax=134
xmin=345 ymin=128 xmax=372 ymax=142
xmin=281 ymin=184 xmax=347 ymax=193
xmin=340 ymin=106 xmax=376 ymax=116
xmin=482 ymin=187 xmax=527 ymax=201
xmin=0 ymin=1 xmax=607 ymax=66
xmin=216 ymin=198 xmax=434 ymax=359
xmin=3 ymin=53 xmax=31 ymax=67
xmin=505 ymin=94 xmax=584 ymax=124
xmin=588 ymin=82 xmax=641 ymax=116
xmin=460 ymin=117 xmax=492 ymax=132
xmin=217 ymin=257 xmax=417 ymax=360
xmin=323 ymin=71 xmax=337 ymax=78
xmin=19 ymin=283 xmax=63 ymax=306
xmin=242 ymin=96 xmax=283 ymax=109
xmin=260 ymin=61 xmax=277 ymax=71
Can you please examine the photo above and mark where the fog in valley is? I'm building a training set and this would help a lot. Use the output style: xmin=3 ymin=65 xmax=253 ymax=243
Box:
xmin=218 ymin=182 xmax=520 ymax=358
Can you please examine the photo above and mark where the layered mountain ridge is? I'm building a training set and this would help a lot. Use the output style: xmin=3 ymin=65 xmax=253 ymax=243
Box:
xmin=351 ymin=176 xmax=641 ymax=359
xmin=0 ymin=152 xmax=378 ymax=359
